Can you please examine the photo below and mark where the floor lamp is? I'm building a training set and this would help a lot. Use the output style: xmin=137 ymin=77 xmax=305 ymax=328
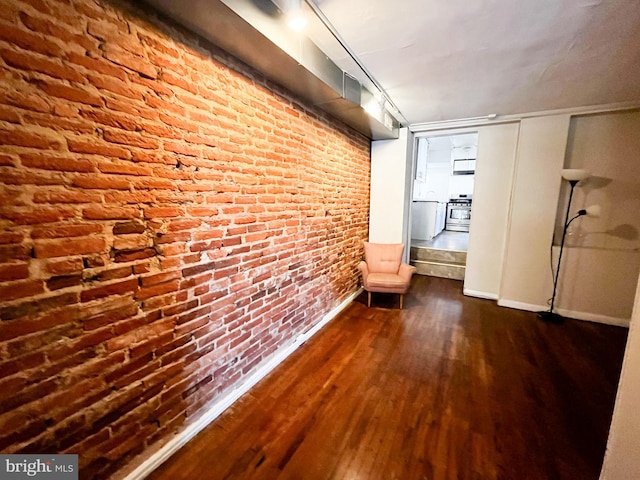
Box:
xmin=538 ymin=169 xmax=600 ymax=323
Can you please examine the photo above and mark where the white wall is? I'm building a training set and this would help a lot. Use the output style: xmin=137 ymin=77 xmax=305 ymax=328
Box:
xmin=424 ymin=163 xmax=449 ymax=201
xmin=498 ymin=115 xmax=571 ymax=311
xmin=463 ymin=122 xmax=520 ymax=299
xmin=369 ymin=127 xmax=413 ymax=247
xmin=449 ymin=174 xmax=474 ymax=198
xmin=600 ymin=273 xmax=640 ymax=479
xmin=554 ymin=111 xmax=640 ymax=324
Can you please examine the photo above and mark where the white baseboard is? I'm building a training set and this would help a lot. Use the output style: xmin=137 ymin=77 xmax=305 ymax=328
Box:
xmin=122 ymin=288 xmax=363 ymax=480
xmin=554 ymin=308 xmax=630 ymax=327
xmin=463 ymin=289 xmax=498 ymax=300
xmin=497 ymin=299 xmax=544 ymax=312
xmin=497 ymin=299 xmax=630 ymax=327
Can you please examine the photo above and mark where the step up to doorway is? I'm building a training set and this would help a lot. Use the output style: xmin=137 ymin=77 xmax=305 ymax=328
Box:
xmin=410 ymin=246 xmax=466 ymax=281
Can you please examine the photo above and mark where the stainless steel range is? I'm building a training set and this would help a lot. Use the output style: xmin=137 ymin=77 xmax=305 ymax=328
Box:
xmin=445 ymin=195 xmax=472 ymax=232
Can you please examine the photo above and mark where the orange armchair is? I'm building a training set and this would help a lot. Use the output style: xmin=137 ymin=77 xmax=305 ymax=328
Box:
xmin=358 ymin=242 xmax=416 ymax=309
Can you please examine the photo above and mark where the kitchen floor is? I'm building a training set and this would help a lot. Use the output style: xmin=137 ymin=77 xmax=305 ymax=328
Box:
xmin=411 ymin=230 xmax=469 ymax=251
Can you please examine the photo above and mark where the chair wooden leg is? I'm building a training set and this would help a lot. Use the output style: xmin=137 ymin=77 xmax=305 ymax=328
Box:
xmin=367 ymin=291 xmax=371 ymax=308
xmin=399 ymin=294 xmax=404 ymax=310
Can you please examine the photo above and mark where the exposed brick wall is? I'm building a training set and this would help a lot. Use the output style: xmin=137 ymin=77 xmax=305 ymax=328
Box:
xmin=0 ymin=0 xmax=371 ymax=477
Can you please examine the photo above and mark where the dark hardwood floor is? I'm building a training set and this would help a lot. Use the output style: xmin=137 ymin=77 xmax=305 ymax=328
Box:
xmin=147 ymin=276 xmax=628 ymax=480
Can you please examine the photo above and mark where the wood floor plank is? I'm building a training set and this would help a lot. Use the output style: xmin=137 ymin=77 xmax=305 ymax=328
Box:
xmin=146 ymin=276 xmax=628 ymax=480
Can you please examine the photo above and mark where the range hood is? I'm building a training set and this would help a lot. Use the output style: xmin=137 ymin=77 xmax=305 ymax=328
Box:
xmin=452 ymin=158 xmax=476 ymax=175
xmin=451 ymin=143 xmax=477 ymax=175
xmin=141 ymin=0 xmax=400 ymax=140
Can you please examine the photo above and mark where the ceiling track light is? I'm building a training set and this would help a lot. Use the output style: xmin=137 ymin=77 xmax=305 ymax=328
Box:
xmin=302 ymin=0 xmax=407 ymax=126
xmin=285 ymin=0 xmax=307 ymax=31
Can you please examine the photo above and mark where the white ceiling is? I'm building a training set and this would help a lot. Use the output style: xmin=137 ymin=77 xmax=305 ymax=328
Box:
xmin=306 ymin=0 xmax=640 ymax=125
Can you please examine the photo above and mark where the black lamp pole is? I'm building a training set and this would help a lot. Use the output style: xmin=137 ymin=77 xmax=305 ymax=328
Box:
xmin=538 ymin=179 xmax=584 ymax=323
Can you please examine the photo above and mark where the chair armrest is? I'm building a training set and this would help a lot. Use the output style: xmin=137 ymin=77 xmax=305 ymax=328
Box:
xmin=398 ymin=263 xmax=416 ymax=282
xmin=358 ymin=261 xmax=369 ymax=281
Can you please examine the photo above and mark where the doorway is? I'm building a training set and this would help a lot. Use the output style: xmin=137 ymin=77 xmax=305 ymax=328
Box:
xmin=409 ymin=132 xmax=478 ymax=279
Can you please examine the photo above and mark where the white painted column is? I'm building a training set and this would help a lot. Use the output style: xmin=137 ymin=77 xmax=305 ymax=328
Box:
xmin=369 ymin=127 xmax=413 ymax=248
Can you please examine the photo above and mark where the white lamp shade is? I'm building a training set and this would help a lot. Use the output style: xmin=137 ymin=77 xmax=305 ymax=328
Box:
xmin=585 ymin=204 xmax=601 ymax=217
xmin=561 ymin=169 xmax=590 ymax=182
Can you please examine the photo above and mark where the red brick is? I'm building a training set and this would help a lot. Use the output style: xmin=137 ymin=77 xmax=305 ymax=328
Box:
xmin=46 ymin=274 xmax=83 ymax=291
xmin=186 ymin=206 xmax=219 ymax=217
xmin=113 ymin=247 xmax=157 ymax=263
xmin=84 ymin=254 xmax=107 ymax=268
xmin=163 ymin=140 xmax=200 ymax=157
xmin=139 ymin=33 xmax=180 ymax=58
xmin=66 ymin=52 xmax=128 ymax=81
xmin=0 ymin=154 xmax=16 ymax=166
xmin=97 ymin=161 xmax=153 ymax=176
xmin=113 ymin=221 xmax=146 ymax=235
xmin=167 ymin=219 xmax=202 ymax=232
xmin=85 ymin=266 xmax=133 ymax=283
xmin=0 ymin=290 xmax=78 ymax=323
xmin=0 ymin=263 xmax=30 ymax=281
xmin=34 ymin=237 xmax=107 ymax=259
xmin=113 ymin=234 xmax=149 ymax=251
xmin=87 ymin=72 xmax=144 ymax=101
xmin=45 ymin=258 xmax=84 ymax=275
xmin=52 ymin=101 xmax=77 ymax=117
xmin=159 ymin=113 xmax=199 ymax=133
xmin=102 ymin=44 xmax=157 ymax=79
xmin=80 ymin=278 xmax=139 ymax=303
xmin=0 ymin=47 xmax=85 ymax=82
xmin=32 ymin=189 xmax=102 ymax=204
xmin=156 ymin=243 xmax=186 ymax=257
xmin=67 ymin=138 xmax=131 ymax=159
xmin=0 ymin=88 xmax=50 ymax=114
xmin=0 ymin=168 xmax=66 ymax=186
xmin=132 ymin=177 xmax=174 ymax=190
xmin=25 ymin=112 xmax=93 ymax=136
xmin=2 ymin=207 xmax=76 ymax=225
xmin=83 ymin=302 xmax=139 ymax=331
xmin=19 ymin=11 xmax=96 ymax=51
xmin=0 ymin=279 xmax=44 ymax=302
xmin=104 ymin=97 xmax=159 ymax=121
xmin=80 ymin=108 xmax=138 ymax=132
xmin=37 ymin=81 xmax=103 ymax=107
xmin=144 ymin=207 xmax=183 ymax=219
xmin=160 ymin=70 xmax=197 ymax=94
xmin=0 ymin=128 xmax=62 ymax=150
xmin=0 ymin=22 xmax=63 ymax=57
xmin=87 ymin=18 xmax=128 ymax=42
xmin=140 ymin=271 xmax=182 ymax=287
xmin=72 ymin=175 xmax=132 ymax=190
xmin=82 ymin=206 xmax=140 ymax=220
xmin=31 ymin=224 xmax=103 ymax=239
xmin=21 ymin=153 xmax=95 ymax=173
xmin=136 ymin=279 xmax=180 ymax=301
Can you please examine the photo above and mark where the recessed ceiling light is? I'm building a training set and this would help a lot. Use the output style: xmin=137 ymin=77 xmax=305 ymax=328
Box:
xmin=288 ymin=15 xmax=307 ymax=31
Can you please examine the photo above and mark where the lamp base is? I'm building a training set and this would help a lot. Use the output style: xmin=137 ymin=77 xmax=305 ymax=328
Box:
xmin=537 ymin=311 xmax=564 ymax=324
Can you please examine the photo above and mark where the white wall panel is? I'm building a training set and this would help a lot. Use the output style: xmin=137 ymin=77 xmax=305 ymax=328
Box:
xmin=498 ymin=115 xmax=571 ymax=309
xmin=463 ymin=123 xmax=520 ymax=299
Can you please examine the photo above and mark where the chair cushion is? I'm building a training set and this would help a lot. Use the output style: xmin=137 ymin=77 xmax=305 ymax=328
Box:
xmin=364 ymin=242 xmax=404 ymax=274
xmin=366 ymin=272 xmax=407 ymax=289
